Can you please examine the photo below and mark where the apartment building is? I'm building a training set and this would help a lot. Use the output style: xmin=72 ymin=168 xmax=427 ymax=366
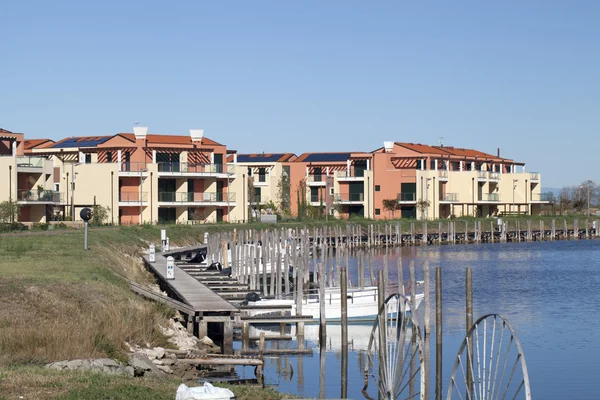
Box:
xmin=289 ymin=152 xmax=375 ymax=219
xmin=0 ymin=129 xmax=60 ymax=223
xmin=371 ymin=141 xmax=549 ymax=220
xmin=231 ymin=153 xmax=296 ymax=214
xmin=26 ymin=127 xmax=247 ymax=224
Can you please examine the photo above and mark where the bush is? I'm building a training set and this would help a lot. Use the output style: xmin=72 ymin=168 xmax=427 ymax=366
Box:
xmin=0 ymin=222 xmax=28 ymax=233
xmin=32 ymin=223 xmax=49 ymax=231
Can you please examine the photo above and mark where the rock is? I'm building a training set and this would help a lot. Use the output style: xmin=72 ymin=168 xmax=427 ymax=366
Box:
xmin=153 ymin=347 xmax=165 ymax=359
xmin=162 ymin=358 xmax=175 ymax=366
xmin=200 ymin=336 xmax=215 ymax=346
xmin=45 ymin=358 xmax=132 ymax=377
xmin=157 ymin=365 xmax=173 ymax=374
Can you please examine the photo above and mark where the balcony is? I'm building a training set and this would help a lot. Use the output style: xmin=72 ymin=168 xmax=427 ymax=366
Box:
xmin=119 ymin=191 xmax=148 ymax=206
xmin=157 ymin=163 xmax=234 ymax=178
xmin=488 ymin=172 xmax=501 ymax=182
xmin=438 ymin=170 xmax=449 ymax=180
xmin=249 ymin=195 xmax=269 ymax=205
xmin=16 ymin=156 xmax=47 ymax=173
xmin=17 ymin=190 xmax=62 ymax=204
xmin=397 ymin=193 xmax=416 ymax=203
xmin=158 ymin=192 xmax=236 ymax=207
xmin=477 ymin=171 xmax=488 ymax=181
xmin=530 ymin=172 xmax=540 ymax=182
xmin=335 ymin=170 xmax=365 ymax=182
xmin=439 ymin=193 xmax=458 ymax=203
xmin=531 ymin=192 xmax=552 ymax=203
xmin=333 ymin=193 xmax=365 ymax=204
xmin=306 ymin=175 xmax=327 ymax=186
xmin=254 ymin=175 xmax=268 ymax=186
xmin=119 ymin=162 xmax=149 ymax=177
xmin=479 ymin=193 xmax=500 ymax=202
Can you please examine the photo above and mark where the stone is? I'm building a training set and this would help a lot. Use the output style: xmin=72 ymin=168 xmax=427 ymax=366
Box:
xmin=200 ymin=336 xmax=215 ymax=346
xmin=153 ymin=347 xmax=165 ymax=359
xmin=157 ymin=365 xmax=173 ymax=374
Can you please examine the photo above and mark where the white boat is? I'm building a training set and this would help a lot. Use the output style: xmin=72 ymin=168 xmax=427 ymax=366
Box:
xmin=247 ymin=286 xmax=423 ymax=323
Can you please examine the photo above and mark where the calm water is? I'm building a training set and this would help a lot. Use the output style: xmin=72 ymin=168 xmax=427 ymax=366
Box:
xmin=232 ymin=240 xmax=600 ymax=399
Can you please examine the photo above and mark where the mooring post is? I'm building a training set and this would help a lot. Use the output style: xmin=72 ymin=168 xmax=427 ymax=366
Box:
xmin=377 ymin=269 xmax=386 ymax=398
xmin=435 ymin=267 xmax=443 ymax=400
xmin=383 ymin=253 xmax=389 ymax=298
xmin=318 ymin=262 xmax=326 ymax=343
xmin=466 ymin=267 xmax=473 ymax=396
xmin=223 ymin=319 xmax=233 ymax=355
xmin=341 ymin=266 xmax=348 ymax=399
xmin=423 ymin=260 xmax=430 ymax=336
xmin=242 ymin=321 xmax=249 ymax=351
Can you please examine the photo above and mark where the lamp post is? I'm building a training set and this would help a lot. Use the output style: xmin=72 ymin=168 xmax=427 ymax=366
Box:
xmin=512 ymin=179 xmax=518 ymax=214
xmin=71 ymin=163 xmax=82 ymax=223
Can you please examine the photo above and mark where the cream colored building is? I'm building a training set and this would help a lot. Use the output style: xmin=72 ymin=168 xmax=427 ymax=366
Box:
xmin=26 ymin=128 xmax=248 ymax=224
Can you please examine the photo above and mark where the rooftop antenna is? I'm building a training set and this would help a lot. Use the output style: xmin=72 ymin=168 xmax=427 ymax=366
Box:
xmin=439 ymin=136 xmax=444 ymax=147
xmin=134 ymin=122 xmax=140 ymax=126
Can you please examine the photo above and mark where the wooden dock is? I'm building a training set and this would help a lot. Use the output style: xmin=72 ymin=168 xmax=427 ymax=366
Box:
xmin=142 ymin=246 xmax=238 ymax=353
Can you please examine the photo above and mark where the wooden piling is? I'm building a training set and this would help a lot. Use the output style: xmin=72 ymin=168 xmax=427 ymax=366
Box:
xmin=435 ymin=267 xmax=443 ymax=400
xmin=466 ymin=267 xmax=473 ymax=396
xmin=341 ymin=267 xmax=348 ymax=399
xmin=318 ymin=262 xmax=326 ymax=343
xmin=423 ymin=260 xmax=430 ymax=336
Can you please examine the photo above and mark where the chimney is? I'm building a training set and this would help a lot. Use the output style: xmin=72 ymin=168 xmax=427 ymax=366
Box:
xmin=497 ymin=148 xmax=500 ymax=157
xmin=190 ymin=129 xmax=204 ymax=142
xmin=133 ymin=126 xmax=148 ymax=140
xmin=383 ymin=141 xmax=394 ymax=152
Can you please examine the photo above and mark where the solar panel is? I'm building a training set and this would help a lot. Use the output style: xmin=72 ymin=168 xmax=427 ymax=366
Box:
xmin=52 ymin=137 xmax=111 ymax=148
xmin=303 ymin=153 xmax=352 ymax=162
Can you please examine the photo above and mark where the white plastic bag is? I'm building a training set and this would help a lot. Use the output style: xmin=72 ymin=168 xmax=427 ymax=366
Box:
xmin=175 ymin=382 xmax=235 ymax=400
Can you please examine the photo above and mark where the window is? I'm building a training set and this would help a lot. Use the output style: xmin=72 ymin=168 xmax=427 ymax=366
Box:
xmin=258 ymin=168 xmax=266 ymax=182
xmin=85 ymin=154 xmax=92 ymax=164
xmin=330 ymin=187 xmax=334 ymax=195
xmin=375 ymin=208 xmax=381 ymax=215
xmin=54 ymin=183 xmax=60 ymax=192
xmin=375 ymin=185 xmax=380 ymax=192
xmin=106 ymin=152 xmax=113 ymax=162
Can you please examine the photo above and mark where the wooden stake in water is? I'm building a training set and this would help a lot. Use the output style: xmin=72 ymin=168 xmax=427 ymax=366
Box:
xmin=466 ymin=267 xmax=473 ymax=397
xmin=318 ymin=261 xmax=326 ymax=343
xmin=340 ymin=266 xmax=348 ymax=399
xmin=383 ymin=253 xmax=389 ymax=298
xmin=423 ymin=260 xmax=430 ymax=336
xmin=435 ymin=267 xmax=443 ymax=400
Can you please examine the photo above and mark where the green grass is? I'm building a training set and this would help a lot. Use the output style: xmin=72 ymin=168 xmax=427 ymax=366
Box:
xmin=0 ymin=366 xmax=300 ymax=400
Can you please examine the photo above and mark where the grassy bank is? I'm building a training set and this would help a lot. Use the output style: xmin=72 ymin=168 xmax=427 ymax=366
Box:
xmin=0 ymin=226 xmax=299 ymax=399
xmin=0 ymin=366 xmax=295 ymax=400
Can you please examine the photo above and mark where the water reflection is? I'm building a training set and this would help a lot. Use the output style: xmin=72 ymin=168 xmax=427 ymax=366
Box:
xmin=233 ymin=240 xmax=600 ymax=399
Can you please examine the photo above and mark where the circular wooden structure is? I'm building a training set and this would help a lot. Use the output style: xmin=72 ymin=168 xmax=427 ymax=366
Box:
xmin=447 ymin=314 xmax=531 ymax=400
xmin=363 ymin=293 xmax=425 ymax=400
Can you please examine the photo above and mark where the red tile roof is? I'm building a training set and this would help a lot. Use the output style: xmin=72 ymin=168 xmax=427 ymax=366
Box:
xmin=24 ymin=139 xmax=54 ymax=150
xmin=117 ymin=133 xmax=223 ymax=147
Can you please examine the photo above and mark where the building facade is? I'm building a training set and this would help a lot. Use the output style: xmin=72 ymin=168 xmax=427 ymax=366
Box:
xmin=1 ymin=125 xmax=551 ymax=224
xmin=24 ymin=127 xmax=248 ymax=224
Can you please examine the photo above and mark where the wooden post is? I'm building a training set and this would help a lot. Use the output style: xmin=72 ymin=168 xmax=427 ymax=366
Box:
xmin=284 ymin=244 xmax=290 ymax=296
xmin=242 ymin=322 xmax=249 ymax=351
xmin=435 ymin=267 xmax=443 ymax=400
xmin=341 ymin=266 xmax=348 ymax=399
xmin=409 ymin=261 xmax=416 ymax=312
xmin=223 ymin=320 xmax=233 ymax=355
xmin=258 ymin=331 xmax=265 ymax=358
xmin=319 ymin=262 xmax=326 ymax=343
xmin=423 ymin=260 xmax=430 ymax=336
xmin=466 ymin=267 xmax=473 ymax=396
xmin=296 ymin=259 xmax=305 ymax=351
xmin=383 ymin=252 xmax=389 ymax=298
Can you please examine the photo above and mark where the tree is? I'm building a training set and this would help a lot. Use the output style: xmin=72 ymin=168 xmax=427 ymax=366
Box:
xmin=416 ymin=199 xmax=430 ymax=220
xmin=91 ymin=205 xmax=110 ymax=226
xmin=382 ymin=199 xmax=398 ymax=219
xmin=296 ymin=178 xmax=308 ymax=220
xmin=276 ymin=173 xmax=291 ymax=216
xmin=0 ymin=200 xmax=21 ymax=223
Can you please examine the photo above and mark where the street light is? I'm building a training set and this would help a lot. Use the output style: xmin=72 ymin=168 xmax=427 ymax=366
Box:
xmin=71 ymin=162 xmax=82 ymax=222
xmin=512 ymin=179 xmax=518 ymax=213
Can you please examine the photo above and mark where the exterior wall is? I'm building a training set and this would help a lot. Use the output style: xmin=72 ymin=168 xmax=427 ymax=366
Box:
xmin=228 ymin=164 xmax=247 ymax=222
xmin=68 ymin=162 xmax=120 ymax=223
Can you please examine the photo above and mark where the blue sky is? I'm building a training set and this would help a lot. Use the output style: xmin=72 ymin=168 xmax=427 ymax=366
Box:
xmin=1 ymin=1 xmax=598 ymax=187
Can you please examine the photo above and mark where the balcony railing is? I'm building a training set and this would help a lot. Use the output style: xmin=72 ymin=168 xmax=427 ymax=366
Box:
xmin=531 ymin=192 xmax=553 ymax=202
xmin=477 ymin=171 xmax=488 ymax=179
xmin=488 ymin=172 xmax=500 ymax=181
xmin=158 ymin=192 xmax=236 ymax=203
xmin=120 ymin=162 xmax=148 ymax=172
xmin=479 ymin=193 xmax=500 ymax=202
xmin=306 ymin=175 xmax=326 ymax=183
xmin=334 ymin=193 xmax=365 ymax=202
xmin=250 ymin=195 xmax=269 ymax=204
xmin=16 ymin=156 xmax=45 ymax=168
xmin=440 ymin=193 xmax=458 ymax=202
xmin=530 ymin=172 xmax=540 ymax=181
xmin=438 ymin=170 xmax=448 ymax=179
xmin=157 ymin=163 xmax=233 ymax=175
xmin=18 ymin=189 xmax=62 ymax=202
xmin=397 ymin=193 xmax=416 ymax=202
xmin=335 ymin=170 xmax=366 ymax=179
xmin=119 ymin=192 xmax=148 ymax=202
